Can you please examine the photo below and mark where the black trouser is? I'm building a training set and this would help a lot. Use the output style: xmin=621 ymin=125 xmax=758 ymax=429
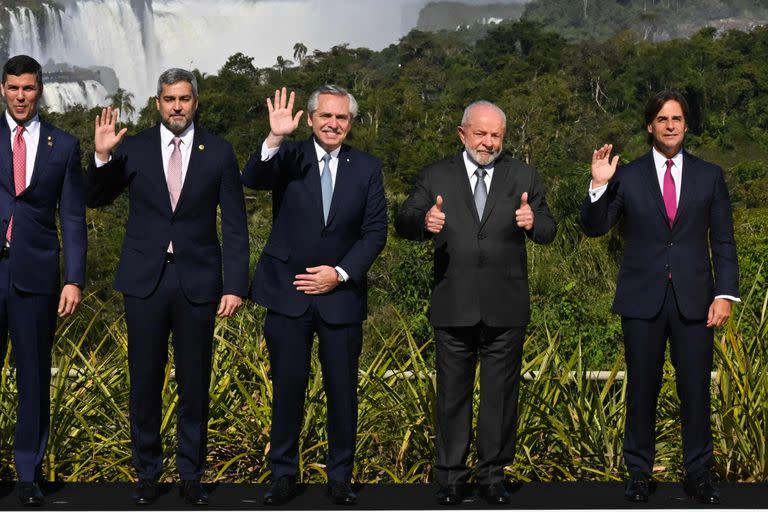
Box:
xmin=124 ymin=261 xmax=216 ymax=481
xmin=264 ymin=304 xmax=362 ymax=483
xmin=622 ymin=283 xmax=714 ymax=478
xmin=433 ymin=323 xmax=525 ymax=486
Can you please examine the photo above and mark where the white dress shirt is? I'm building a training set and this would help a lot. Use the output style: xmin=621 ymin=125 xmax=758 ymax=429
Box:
xmin=159 ymin=123 xmax=194 ymax=185
xmin=6 ymin=111 xmax=40 ymax=188
xmin=462 ymin=151 xmax=494 ymax=194
xmin=261 ymin=139 xmax=349 ymax=282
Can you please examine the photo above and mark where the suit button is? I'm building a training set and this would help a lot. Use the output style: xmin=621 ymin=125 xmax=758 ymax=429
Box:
xmin=478 ymin=233 xmax=486 ymax=240
xmin=664 ymin=264 xmax=670 ymax=271
xmin=668 ymin=242 xmax=674 ymax=247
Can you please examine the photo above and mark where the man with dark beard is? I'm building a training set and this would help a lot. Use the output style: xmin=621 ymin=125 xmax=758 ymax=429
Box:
xmin=396 ymin=101 xmax=556 ymax=506
xmin=86 ymin=68 xmax=249 ymax=506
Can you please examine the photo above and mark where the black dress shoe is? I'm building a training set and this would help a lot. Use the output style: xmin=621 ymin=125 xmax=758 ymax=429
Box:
xmin=624 ymin=474 xmax=649 ymax=502
xmin=684 ymin=470 xmax=720 ymax=505
xmin=436 ymin=484 xmax=462 ymax=506
xmin=327 ymin=480 xmax=356 ymax=505
xmin=263 ymin=475 xmax=297 ymax=506
xmin=17 ymin=482 xmax=44 ymax=506
xmin=480 ymin=482 xmax=511 ymax=505
xmin=131 ymin=479 xmax=159 ymax=506
xmin=180 ymin=480 xmax=209 ymax=506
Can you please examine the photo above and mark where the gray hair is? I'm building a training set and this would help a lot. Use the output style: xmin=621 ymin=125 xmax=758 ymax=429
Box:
xmin=461 ymin=100 xmax=506 ymax=127
xmin=157 ymin=68 xmax=198 ymax=97
xmin=307 ymin=85 xmax=359 ymax=118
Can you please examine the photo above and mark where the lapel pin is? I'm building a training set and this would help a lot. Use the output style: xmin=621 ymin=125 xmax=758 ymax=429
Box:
xmin=198 ymin=144 xmax=205 ymax=151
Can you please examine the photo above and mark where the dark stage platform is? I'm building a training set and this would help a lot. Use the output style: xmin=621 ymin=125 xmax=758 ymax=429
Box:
xmin=1 ymin=482 xmax=767 ymax=510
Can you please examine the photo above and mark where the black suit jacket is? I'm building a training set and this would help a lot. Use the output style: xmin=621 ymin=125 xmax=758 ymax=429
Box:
xmin=396 ymin=152 xmax=556 ymax=327
xmin=581 ymin=150 xmax=739 ymax=320
xmin=0 ymin=115 xmax=86 ymax=293
xmin=241 ymin=138 xmax=387 ymax=324
xmin=86 ymin=124 xmax=249 ymax=303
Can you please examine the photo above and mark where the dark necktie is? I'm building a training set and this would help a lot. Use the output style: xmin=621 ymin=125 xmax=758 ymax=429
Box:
xmin=474 ymin=167 xmax=487 ymax=219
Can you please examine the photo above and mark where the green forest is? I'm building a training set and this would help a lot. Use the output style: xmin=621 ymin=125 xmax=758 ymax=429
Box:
xmin=1 ymin=12 xmax=767 ymax=484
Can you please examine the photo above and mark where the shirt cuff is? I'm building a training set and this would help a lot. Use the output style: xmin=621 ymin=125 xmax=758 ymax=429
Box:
xmin=94 ymin=153 xmax=111 ymax=167
xmin=334 ymin=266 xmax=349 ymax=282
xmin=588 ymin=181 xmax=608 ymax=202
xmin=261 ymin=141 xmax=280 ymax=162
xmin=714 ymin=295 xmax=741 ymax=303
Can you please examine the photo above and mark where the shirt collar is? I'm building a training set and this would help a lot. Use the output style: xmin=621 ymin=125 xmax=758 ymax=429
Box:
xmin=462 ymin=150 xmax=495 ymax=178
xmin=313 ymin=138 xmax=341 ymax=161
xmin=160 ymin=122 xmax=194 ymax=148
xmin=652 ymin=146 xmax=683 ymax=171
xmin=5 ymin=110 xmax=40 ymax=138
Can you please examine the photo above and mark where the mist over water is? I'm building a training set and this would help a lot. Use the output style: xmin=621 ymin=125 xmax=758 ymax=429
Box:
xmin=5 ymin=0 xmax=432 ymax=105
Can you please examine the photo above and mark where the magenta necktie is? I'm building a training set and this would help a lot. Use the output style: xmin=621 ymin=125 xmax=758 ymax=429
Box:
xmin=166 ymin=137 xmax=182 ymax=252
xmin=6 ymin=125 xmax=26 ymax=242
xmin=662 ymin=159 xmax=677 ymax=226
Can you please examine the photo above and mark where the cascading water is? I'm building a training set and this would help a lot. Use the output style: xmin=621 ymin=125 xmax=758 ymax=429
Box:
xmin=42 ymin=79 xmax=109 ymax=112
xmin=1 ymin=0 xmax=430 ymax=112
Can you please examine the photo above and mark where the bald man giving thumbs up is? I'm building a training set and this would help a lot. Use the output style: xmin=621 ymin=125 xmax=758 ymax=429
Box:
xmin=395 ymin=101 xmax=556 ymax=506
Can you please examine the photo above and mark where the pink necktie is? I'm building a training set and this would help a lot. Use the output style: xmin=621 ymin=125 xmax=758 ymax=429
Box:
xmin=662 ymin=159 xmax=677 ymax=226
xmin=166 ymin=137 xmax=182 ymax=252
xmin=6 ymin=125 xmax=26 ymax=242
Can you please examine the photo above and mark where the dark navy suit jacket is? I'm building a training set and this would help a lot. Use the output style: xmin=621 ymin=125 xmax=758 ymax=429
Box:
xmin=581 ymin=150 xmax=739 ymax=320
xmin=86 ymin=124 xmax=249 ymax=303
xmin=241 ymin=138 xmax=387 ymax=324
xmin=0 ymin=114 xmax=86 ymax=293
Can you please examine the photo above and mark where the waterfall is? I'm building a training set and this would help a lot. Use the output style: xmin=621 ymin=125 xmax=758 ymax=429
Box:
xmin=2 ymin=0 xmax=434 ymax=112
xmin=42 ymin=80 xmax=109 ymax=112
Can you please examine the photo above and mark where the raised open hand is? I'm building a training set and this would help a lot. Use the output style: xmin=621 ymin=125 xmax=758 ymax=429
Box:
xmin=591 ymin=143 xmax=619 ymax=188
xmin=267 ymin=87 xmax=304 ymax=138
xmin=94 ymin=107 xmax=127 ymax=161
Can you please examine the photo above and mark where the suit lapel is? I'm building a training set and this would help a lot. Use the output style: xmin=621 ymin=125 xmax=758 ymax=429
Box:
xmin=303 ymin=138 xmax=324 ymax=224
xmin=673 ymin=150 xmax=694 ymax=228
xmin=147 ymin=125 xmax=172 ymax=214
xmin=642 ymin=151 xmax=669 ymax=227
xmin=173 ymin=127 xmax=206 ymax=214
xmin=325 ymin=144 xmax=351 ymax=226
xmin=25 ymin=119 xmax=53 ymax=194
xmin=0 ymin=114 xmax=12 ymax=195
xmin=453 ymin=155 xmax=478 ymax=224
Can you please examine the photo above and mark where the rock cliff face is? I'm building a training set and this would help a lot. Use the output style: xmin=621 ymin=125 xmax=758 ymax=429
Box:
xmin=416 ymin=1 xmax=526 ymax=31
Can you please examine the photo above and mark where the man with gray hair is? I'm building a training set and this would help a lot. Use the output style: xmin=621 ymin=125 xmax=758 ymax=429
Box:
xmin=87 ymin=68 xmax=249 ymax=505
xmin=396 ymin=101 xmax=556 ymax=505
xmin=242 ymin=86 xmax=386 ymax=506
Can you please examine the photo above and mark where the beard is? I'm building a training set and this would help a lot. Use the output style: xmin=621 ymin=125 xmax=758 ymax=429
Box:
xmin=162 ymin=115 xmax=192 ymax=135
xmin=465 ymin=145 xmax=501 ymax=167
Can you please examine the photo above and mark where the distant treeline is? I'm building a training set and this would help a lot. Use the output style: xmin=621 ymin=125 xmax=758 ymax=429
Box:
xmin=30 ymin=19 xmax=768 ymax=367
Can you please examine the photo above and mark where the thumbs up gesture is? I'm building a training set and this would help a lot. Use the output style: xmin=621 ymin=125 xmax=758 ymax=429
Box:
xmin=425 ymin=195 xmax=446 ymax=234
xmin=515 ymin=192 xmax=534 ymax=231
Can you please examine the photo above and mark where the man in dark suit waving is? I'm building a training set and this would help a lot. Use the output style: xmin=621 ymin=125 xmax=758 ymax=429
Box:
xmin=242 ymin=86 xmax=386 ymax=506
xmin=581 ymin=91 xmax=739 ymax=504
xmin=0 ymin=54 xmax=86 ymax=506
xmin=396 ymin=101 xmax=556 ymax=506
xmin=87 ymin=68 xmax=249 ymax=506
